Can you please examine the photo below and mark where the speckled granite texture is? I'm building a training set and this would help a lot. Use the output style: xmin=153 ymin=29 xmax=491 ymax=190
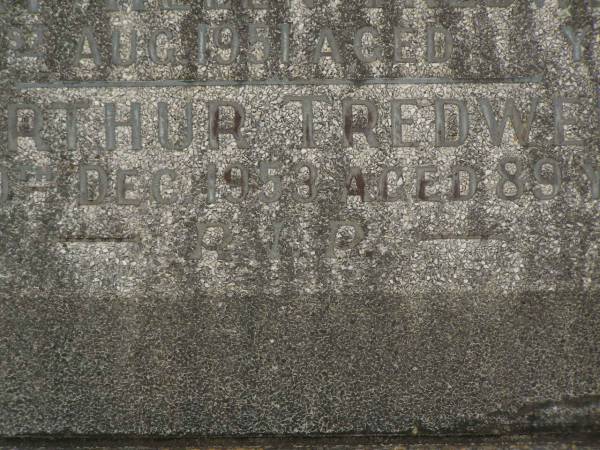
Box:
xmin=0 ymin=0 xmax=599 ymax=441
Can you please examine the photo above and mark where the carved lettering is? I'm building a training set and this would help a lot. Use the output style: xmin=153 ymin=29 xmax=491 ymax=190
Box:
xmin=208 ymin=101 xmax=247 ymax=149
xmin=343 ymin=99 xmax=380 ymax=148
xmin=49 ymin=101 xmax=91 ymax=150
xmin=151 ymin=169 xmax=178 ymax=205
xmin=327 ymin=221 xmax=365 ymax=258
xmin=379 ymin=167 xmax=407 ymax=202
xmin=426 ymin=24 xmax=453 ymax=63
xmin=158 ymin=102 xmax=193 ymax=151
xmin=391 ymin=99 xmax=418 ymax=147
xmin=259 ymin=161 xmax=283 ymax=204
xmin=562 ymin=25 xmax=585 ymax=63
xmin=435 ymin=99 xmax=469 ymax=147
xmin=73 ymin=27 xmax=102 ymax=66
xmin=583 ymin=161 xmax=600 ymax=200
xmin=479 ymin=97 xmax=539 ymax=146
xmin=0 ymin=167 xmax=8 ymax=204
xmin=191 ymin=222 xmax=233 ymax=259
xmin=345 ymin=167 xmax=368 ymax=203
xmin=294 ymin=162 xmax=319 ymax=203
xmin=224 ymin=164 xmax=249 ymax=203
xmin=450 ymin=166 xmax=478 ymax=201
xmin=105 ymin=103 xmax=142 ymax=151
xmin=284 ymin=96 xmax=329 ymax=148
xmin=8 ymin=104 xmax=48 ymax=151
xmin=416 ymin=166 xmax=442 ymax=202
xmin=116 ymin=169 xmax=141 ymax=206
xmin=533 ymin=158 xmax=562 ymax=200
xmin=79 ymin=165 xmax=108 ymax=206
xmin=313 ymin=29 xmax=343 ymax=64
xmin=554 ymin=97 xmax=584 ymax=146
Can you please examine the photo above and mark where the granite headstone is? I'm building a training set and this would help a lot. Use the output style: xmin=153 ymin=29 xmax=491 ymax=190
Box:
xmin=0 ymin=0 xmax=599 ymax=444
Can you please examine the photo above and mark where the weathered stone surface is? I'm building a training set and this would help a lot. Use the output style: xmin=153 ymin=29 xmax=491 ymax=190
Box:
xmin=2 ymin=434 xmax=600 ymax=450
xmin=0 ymin=0 xmax=599 ymax=441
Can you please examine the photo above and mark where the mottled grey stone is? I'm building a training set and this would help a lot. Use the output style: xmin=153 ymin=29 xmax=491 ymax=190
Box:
xmin=2 ymin=434 xmax=600 ymax=450
xmin=0 ymin=0 xmax=599 ymax=442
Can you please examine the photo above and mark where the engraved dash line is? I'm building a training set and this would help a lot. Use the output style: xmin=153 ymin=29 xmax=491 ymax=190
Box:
xmin=15 ymin=75 xmax=544 ymax=90
xmin=59 ymin=236 xmax=140 ymax=244
xmin=419 ymin=234 xmax=507 ymax=242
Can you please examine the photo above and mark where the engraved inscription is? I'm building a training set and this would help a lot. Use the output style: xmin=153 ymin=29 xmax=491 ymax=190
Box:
xmin=1 ymin=0 xmax=598 ymax=267
xmin=3 ymin=97 xmax=588 ymax=151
